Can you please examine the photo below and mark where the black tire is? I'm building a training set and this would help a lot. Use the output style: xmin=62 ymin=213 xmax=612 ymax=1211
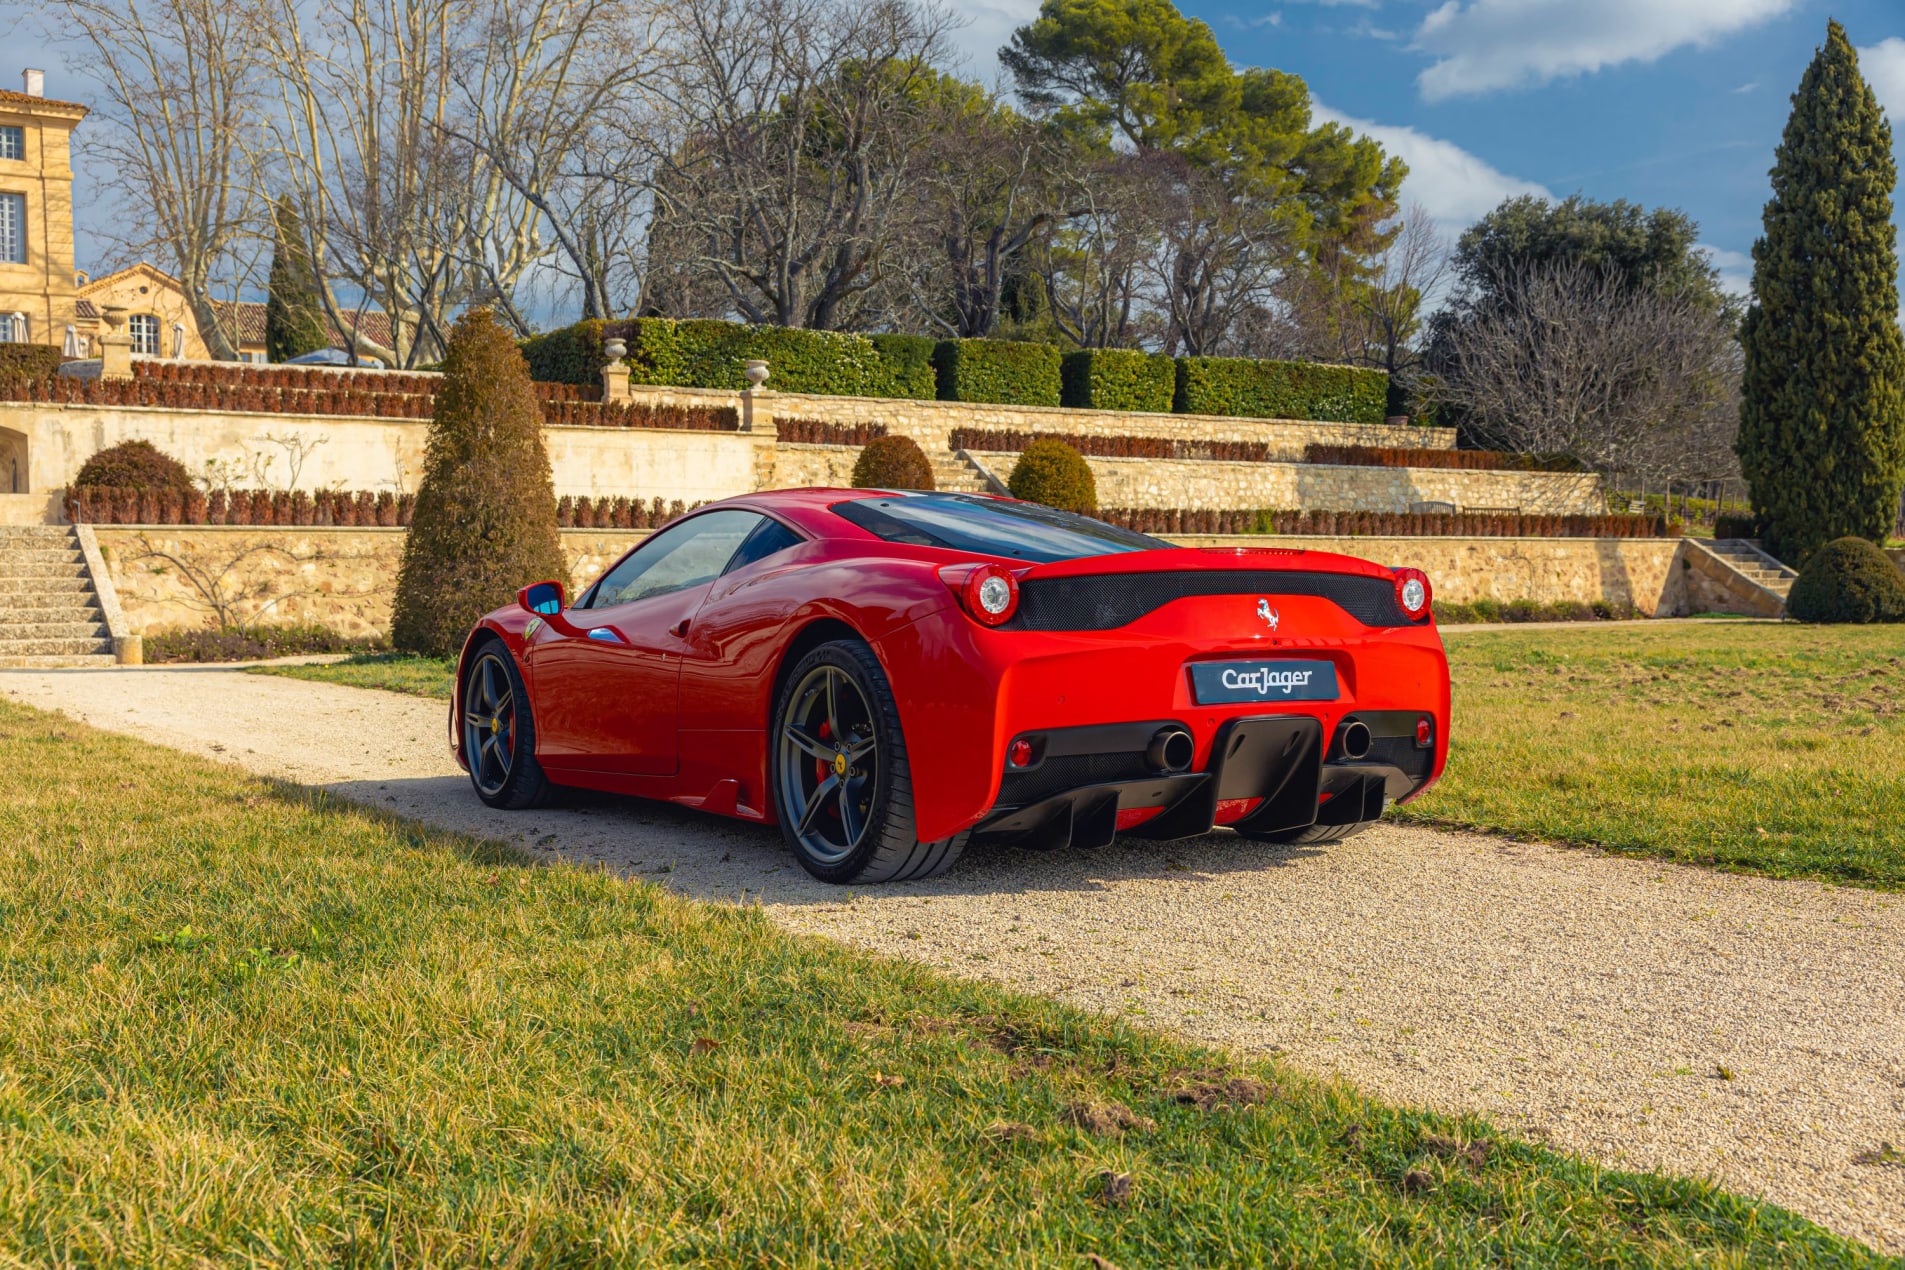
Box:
xmin=460 ymin=641 xmax=553 ymax=810
xmin=1237 ymin=819 xmax=1377 ymax=845
xmin=770 ymin=640 xmax=968 ymax=884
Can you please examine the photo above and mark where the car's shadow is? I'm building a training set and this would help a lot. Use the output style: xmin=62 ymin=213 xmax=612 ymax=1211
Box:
xmin=315 ymin=774 xmax=1327 ymax=906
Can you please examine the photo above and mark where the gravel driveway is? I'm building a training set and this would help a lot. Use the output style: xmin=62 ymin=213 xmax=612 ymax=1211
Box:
xmin=5 ymin=665 xmax=1903 ymax=1254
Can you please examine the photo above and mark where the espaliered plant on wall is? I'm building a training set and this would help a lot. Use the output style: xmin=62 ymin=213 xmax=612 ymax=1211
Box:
xmin=391 ymin=309 xmax=569 ymax=657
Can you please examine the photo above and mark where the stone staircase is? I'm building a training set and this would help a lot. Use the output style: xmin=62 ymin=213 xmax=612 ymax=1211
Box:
xmin=931 ymin=449 xmax=1004 ymax=495
xmin=1683 ymin=537 xmax=1798 ymax=618
xmin=0 ymin=526 xmax=119 ymax=667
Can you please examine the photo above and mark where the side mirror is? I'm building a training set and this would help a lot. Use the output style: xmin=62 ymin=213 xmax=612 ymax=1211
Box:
xmin=518 ymin=580 xmax=565 ymax=616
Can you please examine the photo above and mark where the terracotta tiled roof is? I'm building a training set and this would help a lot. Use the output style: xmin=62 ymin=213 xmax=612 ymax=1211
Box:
xmin=0 ymin=88 xmax=89 ymax=113
xmin=74 ymin=298 xmax=98 ymax=320
xmin=209 ymin=300 xmax=394 ymax=353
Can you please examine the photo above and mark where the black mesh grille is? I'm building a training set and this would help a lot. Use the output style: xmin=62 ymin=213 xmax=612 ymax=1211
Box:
xmin=999 ymin=753 xmax=1151 ymax=805
xmin=1006 ymin=569 xmax=1408 ymax=631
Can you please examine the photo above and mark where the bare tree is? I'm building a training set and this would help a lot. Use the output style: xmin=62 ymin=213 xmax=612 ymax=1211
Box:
xmin=1149 ymin=155 xmax=1296 ymax=356
xmin=1427 ymin=260 xmax=1741 ymax=479
xmin=260 ymin=0 xmax=557 ymax=365
xmin=49 ymin=0 xmax=264 ymax=361
xmin=1034 ymin=152 xmax=1160 ymax=349
xmin=649 ymin=0 xmax=958 ymax=329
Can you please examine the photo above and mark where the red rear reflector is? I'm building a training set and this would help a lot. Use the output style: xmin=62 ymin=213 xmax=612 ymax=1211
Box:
xmin=1115 ymin=806 xmax=1165 ymax=831
xmin=1212 ymin=797 xmax=1263 ymax=825
xmin=1007 ymin=739 xmax=1034 ymax=768
xmin=1415 ymin=716 xmax=1433 ymax=747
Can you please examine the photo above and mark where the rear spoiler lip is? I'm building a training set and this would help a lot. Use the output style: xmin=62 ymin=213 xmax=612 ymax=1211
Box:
xmin=1020 ymin=545 xmax=1397 ymax=583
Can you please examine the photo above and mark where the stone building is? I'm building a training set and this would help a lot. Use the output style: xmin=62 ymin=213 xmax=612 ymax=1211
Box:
xmin=0 ymin=70 xmax=87 ymax=350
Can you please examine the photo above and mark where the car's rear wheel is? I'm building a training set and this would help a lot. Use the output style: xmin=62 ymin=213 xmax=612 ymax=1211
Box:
xmin=772 ymin=640 xmax=967 ymax=884
xmin=462 ymin=643 xmax=552 ymax=810
xmin=1237 ymin=819 xmax=1376 ymax=845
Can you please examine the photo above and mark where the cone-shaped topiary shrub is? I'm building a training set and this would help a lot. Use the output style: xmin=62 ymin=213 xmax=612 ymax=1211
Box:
xmin=392 ymin=309 xmax=569 ymax=657
xmin=1785 ymin=536 xmax=1905 ymax=623
xmin=1008 ymin=438 xmax=1097 ymax=514
xmin=73 ymin=439 xmax=194 ymax=494
xmin=850 ymin=435 xmax=935 ymax=490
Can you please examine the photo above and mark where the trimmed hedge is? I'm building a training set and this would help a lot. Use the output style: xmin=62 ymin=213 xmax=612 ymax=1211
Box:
xmin=935 ymin=338 xmax=1062 ymax=407
xmin=779 ymin=418 xmax=888 ymax=445
xmin=951 ymin=427 xmax=1269 ymax=463
xmin=631 ymin=319 xmax=890 ymax=396
xmin=0 ymin=343 xmax=63 ymax=379
xmin=851 ymin=435 xmax=935 ymax=490
xmin=520 ymin=319 xmax=630 ymax=386
xmin=1435 ymin=598 xmax=1634 ymax=624
xmin=1061 ymin=349 xmax=1175 ymax=412
xmin=869 ymin=333 xmax=938 ymax=399
xmin=1305 ymin=445 xmax=1584 ymax=473
xmin=1785 ymin=536 xmax=1905 ymax=623
xmin=1008 ymin=439 xmax=1097 ymax=513
xmin=1175 ymin=357 xmax=1388 ymax=424
xmin=67 ymin=487 xmax=415 ymax=527
xmin=1100 ymin=507 xmax=1680 ymax=539
xmin=73 ymin=440 xmax=195 ymax=494
xmin=559 ymin=496 xmax=697 ymax=530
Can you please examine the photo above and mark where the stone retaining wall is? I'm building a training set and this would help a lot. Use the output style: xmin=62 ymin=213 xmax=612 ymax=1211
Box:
xmin=94 ymin=525 xmax=1697 ymax=637
xmin=94 ymin=527 xmax=646 ymax=639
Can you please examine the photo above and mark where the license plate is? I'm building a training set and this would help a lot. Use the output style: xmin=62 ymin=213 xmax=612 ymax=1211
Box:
xmin=1190 ymin=659 xmax=1339 ymax=705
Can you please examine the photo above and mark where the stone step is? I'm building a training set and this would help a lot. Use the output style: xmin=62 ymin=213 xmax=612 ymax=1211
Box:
xmin=0 ymin=653 xmax=118 ymax=669
xmin=0 ymin=635 xmax=115 ymax=658
xmin=0 ymin=604 xmax=105 ymax=626
xmin=0 ymin=548 xmax=85 ymax=565
xmin=0 ymin=562 xmax=89 ymax=580
xmin=0 ymin=576 xmax=94 ymax=596
xmin=0 ymin=527 xmax=76 ymax=540
xmin=0 ymin=619 xmax=111 ymax=640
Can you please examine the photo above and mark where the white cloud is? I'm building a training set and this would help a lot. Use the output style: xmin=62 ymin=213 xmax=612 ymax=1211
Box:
xmin=1413 ymin=0 xmax=1796 ymax=101
xmin=1313 ymin=102 xmax=1552 ymax=230
xmin=1862 ymin=38 xmax=1905 ymax=123
xmin=942 ymin=0 xmax=1043 ymax=81
xmin=1699 ymin=244 xmax=1753 ymax=298
xmin=1731 ymin=81 xmax=1758 ymax=95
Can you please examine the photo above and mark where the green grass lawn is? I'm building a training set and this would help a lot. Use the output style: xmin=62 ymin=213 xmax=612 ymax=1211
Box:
xmin=262 ymin=626 xmax=1905 ymax=889
xmin=1404 ymin=623 xmax=1905 ymax=889
xmin=254 ymin=651 xmax=456 ymax=699
xmin=0 ymin=700 xmax=1879 ymax=1265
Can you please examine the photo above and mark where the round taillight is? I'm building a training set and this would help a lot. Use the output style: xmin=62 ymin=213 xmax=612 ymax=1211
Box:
xmin=963 ymin=565 xmax=1019 ymax=626
xmin=1008 ymin=738 xmax=1034 ymax=768
xmin=1393 ymin=567 xmax=1432 ymax=621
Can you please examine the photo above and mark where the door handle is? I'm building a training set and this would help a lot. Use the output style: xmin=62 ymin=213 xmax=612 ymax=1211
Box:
xmin=671 ymin=619 xmax=690 ymax=638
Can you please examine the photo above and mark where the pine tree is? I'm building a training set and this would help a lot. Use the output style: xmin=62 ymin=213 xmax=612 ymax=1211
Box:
xmin=391 ymin=309 xmax=569 ymax=657
xmin=1738 ymin=20 xmax=1905 ymax=562
xmin=264 ymin=196 xmax=330 ymax=364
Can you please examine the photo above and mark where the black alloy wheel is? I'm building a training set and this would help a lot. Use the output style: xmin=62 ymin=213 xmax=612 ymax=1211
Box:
xmin=461 ymin=644 xmax=551 ymax=810
xmin=771 ymin=640 xmax=967 ymax=884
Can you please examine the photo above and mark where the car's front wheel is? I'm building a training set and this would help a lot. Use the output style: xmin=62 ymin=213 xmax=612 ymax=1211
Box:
xmin=771 ymin=640 xmax=967 ymax=884
xmin=461 ymin=642 xmax=552 ymax=810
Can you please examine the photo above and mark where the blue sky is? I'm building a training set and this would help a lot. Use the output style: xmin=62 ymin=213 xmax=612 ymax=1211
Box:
xmin=952 ymin=0 xmax=1905 ymax=300
xmin=9 ymin=0 xmax=1904 ymax=305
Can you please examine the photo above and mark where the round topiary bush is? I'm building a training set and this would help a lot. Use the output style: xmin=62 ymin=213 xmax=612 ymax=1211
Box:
xmin=1008 ymin=438 xmax=1097 ymax=514
xmin=850 ymin=435 xmax=935 ymax=490
xmin=1785 ymin=536 xmax=1905 ymax=623
xmin=391 ymin=308 xmax=569 ymax=657
xmin=72 ymin=439 xmax=195 ymax=494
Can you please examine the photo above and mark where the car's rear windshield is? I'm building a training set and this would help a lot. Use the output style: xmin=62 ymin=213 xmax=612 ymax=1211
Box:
xmin=832 ymin=492 xmax=1163 ymax=563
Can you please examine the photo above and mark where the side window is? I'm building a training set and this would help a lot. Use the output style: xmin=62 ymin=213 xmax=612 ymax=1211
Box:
xmin=723 ymin=516 xmax=803 ymax=575
xmin=581 ymin=510 xmax=762 ymax=609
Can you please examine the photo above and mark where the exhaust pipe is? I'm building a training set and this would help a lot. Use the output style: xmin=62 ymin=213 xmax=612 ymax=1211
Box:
xmin=1334 ymin=720 xmax=1372 ymax=761
xmin=1147 ymin=726 xmax=1195 ymax=773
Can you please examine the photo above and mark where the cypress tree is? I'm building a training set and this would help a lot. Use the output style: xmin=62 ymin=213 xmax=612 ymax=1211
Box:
xmin=391 ymin=309 xmax=569 ymax=657
xmin=1738 ymin=21 xmax=1905 ymax=562
xmin=264 ymin=196 xmax=330 ymax=363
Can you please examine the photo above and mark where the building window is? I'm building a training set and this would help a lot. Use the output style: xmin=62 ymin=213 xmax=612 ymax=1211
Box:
xmin=0 ymin=312 xmax=26 ymax=342
xmin=128 ymin=313 xmax=161 ymax=356
xmin=0 ymin=127 xmax=21 ymax=161
xmin=0 ymin=193 xmax=24 ymax=264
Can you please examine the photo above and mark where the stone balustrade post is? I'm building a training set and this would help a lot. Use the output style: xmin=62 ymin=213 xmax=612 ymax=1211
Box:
xmin=600 ymin=336 xmax=631 ymax=404
xmin=98 ymin=304 xmax=133 ymax=381
xmin=741 ymin=360 xmax=778 ymax=489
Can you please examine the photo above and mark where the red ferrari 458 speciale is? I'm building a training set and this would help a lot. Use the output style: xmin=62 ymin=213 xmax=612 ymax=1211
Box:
xmin=452 ymin=488 xmax=1450 ymax=883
